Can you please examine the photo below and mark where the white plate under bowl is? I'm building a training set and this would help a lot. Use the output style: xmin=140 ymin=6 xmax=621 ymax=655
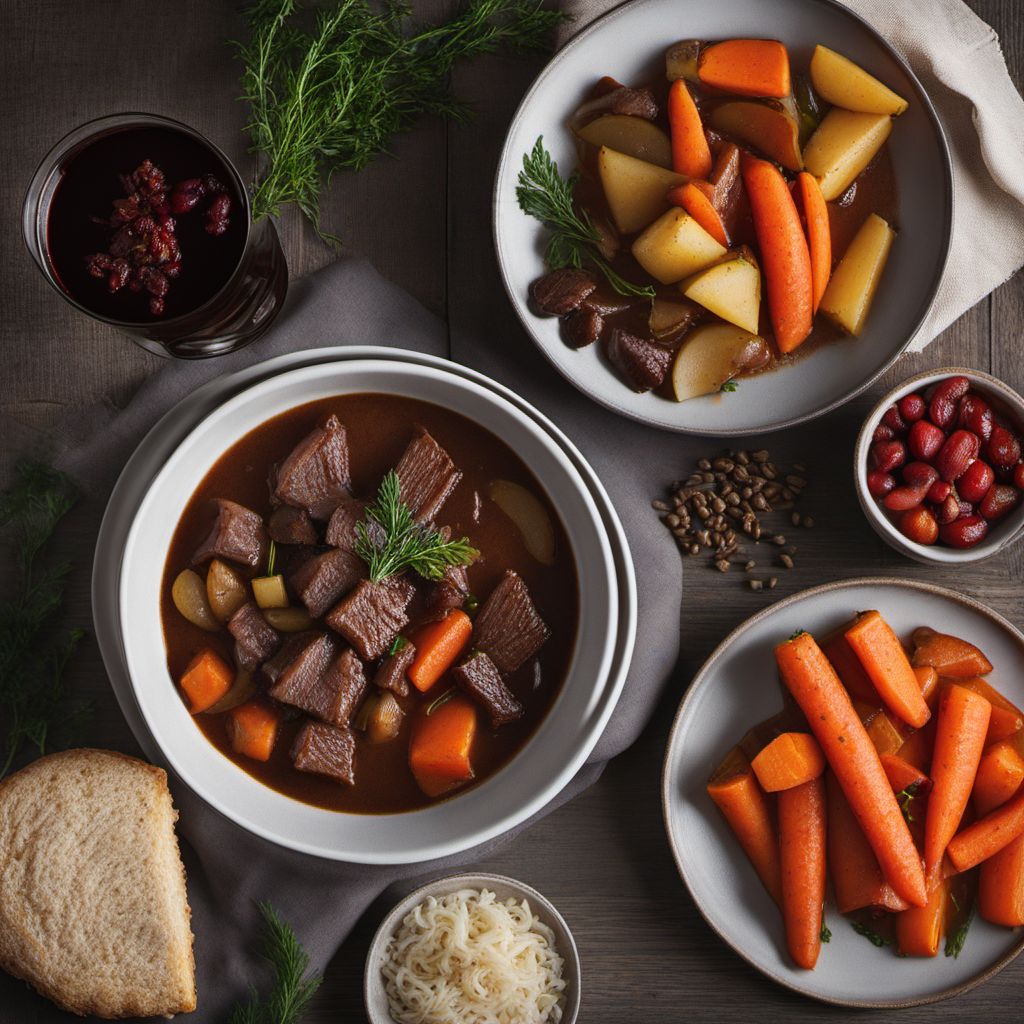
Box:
xmin=663 ymin=578 xmax=1024 ymax=1007
xmin=494 ymin=0 xmax=952 ymax=435
xmin=119 ymin=357 xmax=630 ymax=863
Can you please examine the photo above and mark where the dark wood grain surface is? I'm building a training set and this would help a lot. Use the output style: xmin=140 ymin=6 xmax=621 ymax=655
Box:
xmin=2 ymin=2 xmax=1023 ymax=1021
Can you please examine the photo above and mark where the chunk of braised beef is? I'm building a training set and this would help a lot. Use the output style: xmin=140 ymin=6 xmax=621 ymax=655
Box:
xmin=473 ymin=571 xmax=550 ymax=674
xmin=267 ymin=633 xmax=339 ymax=713
xmin=394 ymin=431 xmax=462 ymax=523
xmin=324 ymin=495 xmax=367 ymax=553
xmin=574 ymin=84 xmax=658 ymax=124
xmin=426 ymin=565 xmax=470 ymax=620
xmin=604 ymin=328 xmax=673 ymax=393
xmin=259 ymin=631 xmax=320 ymax=686
xmin=289 ymin=547 xmax=365 ymax=619
xmin=581 ymin=286 xmax=630 ymax=317
xmin=267 ymin=506 xmax=319 ymax=546
xmin=228 ymin=601 xmax=281 ymax=671
xmin=191 ymin=499 xmax=268 ymax=568
xmin=325 ymin=576 xmax=416 ymax=660
xmin=373 ymin=641 xmax=416 ymax=698
xmin=273 ymin=414 xmax=352 ymax=520
xmin=319 ymin=648 xmax=369 ymax=727
xmin=452 ymin=651 xmax=524 ymax=728
xmin=270 ymin=642 xmax=366 ymax=727
xmin=291 ymin=721 xmax=355 ymax=785
xmin=529 ymin=268 xmax=597 ymax=317
xmin=562 ymin=307 xmax=604 ymax=349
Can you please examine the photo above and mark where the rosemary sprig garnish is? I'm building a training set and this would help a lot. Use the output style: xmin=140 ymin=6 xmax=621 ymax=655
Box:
xmin=516 ymin=136 xmax=656 ymax=299
xmin=236 ymin=0 xmax=564 ymax=237
xmin=355 ymin=471 xmax=478 ymax=583
xmin=228 ymin=902 xmax=322 ymax=1024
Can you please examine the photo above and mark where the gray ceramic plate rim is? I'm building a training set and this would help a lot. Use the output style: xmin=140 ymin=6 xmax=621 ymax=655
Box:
xmin=661 ymin=577 xmax=1024 ymax=1008
xmin=363 ymin=871 xmax=581 ymax=1024
xmin=853 ymin=366 xmax=1024 ymax=564
xmin=492 ymin=0 xmax=954 ymax=435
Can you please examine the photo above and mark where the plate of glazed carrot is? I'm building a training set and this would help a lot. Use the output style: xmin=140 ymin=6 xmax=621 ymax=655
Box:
xmin=662 ymin=578 xmax=1024 ymax=1006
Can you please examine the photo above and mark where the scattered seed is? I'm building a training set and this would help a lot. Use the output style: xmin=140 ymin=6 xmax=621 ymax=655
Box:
xmin=768 ymin=576 xmax=778 ymax=589
xmin=791 ymin=511 xmax=802 ymax=527
xmin=752 ymin=450 xmax=769 ymax=462
xmin=793 ymin=463 xmax=806 ymax=473
xmin=715 ymin=559 xmax=731 ymax=573
xmin=786 ymin=475 xmax=807 ymax=489
xmin=803 ymin=516 xmax=815 ymax=528
xmin=698 ymin=458 xmax=711 ymax=471
xmin=744 ymin=560 xmax=756 ymax=572
xmin=780 ymin=553 xmax=794 ymax=569
xmin=772 ymin=534 xmax=787 ymax=546
xmin=701 ymin=471 xmax=715 ymax=483
xmin=652 ymin=500 xmax=670 ymax=511
xmin=749 ymin=579 xmax=764 ymax=591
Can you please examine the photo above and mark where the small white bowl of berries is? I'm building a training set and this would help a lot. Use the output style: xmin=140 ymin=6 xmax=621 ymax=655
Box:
xmin=855 ymin=368 xmax=1024 ymax=563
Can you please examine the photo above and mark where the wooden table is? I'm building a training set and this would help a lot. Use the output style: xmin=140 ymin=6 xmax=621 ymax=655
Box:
xmin=2 ymin=2 xmax=1022 ymax=1021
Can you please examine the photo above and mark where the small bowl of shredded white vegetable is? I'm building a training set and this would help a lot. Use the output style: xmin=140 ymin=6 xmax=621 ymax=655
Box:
xmin=365 ymin=873 xmax=580 ymax=1024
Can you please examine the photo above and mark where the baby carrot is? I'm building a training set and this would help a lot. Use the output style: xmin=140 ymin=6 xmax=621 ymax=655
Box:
xmin=697 ymin=39 xmax=791 ymax=98
xmin=667 ymin=79 xmax=712 ymax=178
xmin=896 ymin=878 xmax=948 ymax=957
xmin=821 ymin=629 xmax=879 ymax=704
xmin=924 ymin=684 xmax=991 ymax=882
xmin=880 ymin=753 xmax=931 ymax=797
xmin=910 ymin=628 xmax=993 ymax=678
xmin=226 ymin=701 xmax=281 ymax=762
xmin=778 ymin=776 xmax=827 ymax=969
xmin=947 ymin=784 xmax=1024 ymax=873
xmin=667 ymin=182 xmax=729 ymax=246
xmin=975 ymin=747 xmax=1024 ymax=927
xmin=775 ymin=631 xmax=927 ymax=907
xmin=179 ymin=648 xmax=234 ymax=713
xmin=793 ymin=172 xmax=831 ymax=312
xmin=741 ymin=154 xmax=813 ymax=353
xmin=751 ymin=732 xmax=826 ymax=792
xmin=408 ymin=610 xmax=473 ymax=692
xmin=973 ymin=742 xmax=1024 ymax=816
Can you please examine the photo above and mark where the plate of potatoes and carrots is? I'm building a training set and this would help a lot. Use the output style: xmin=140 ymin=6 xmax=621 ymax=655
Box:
xmin=663 ymin=578 xmax=1024 ymax=1006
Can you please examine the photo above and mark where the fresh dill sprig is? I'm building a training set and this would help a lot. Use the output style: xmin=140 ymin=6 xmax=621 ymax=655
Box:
xmin=228 ymin=902 xmax=322 ymax=1024
xmin=945 ymin=896 xmax=974 ymax=959
xmin=0 ymin=461 xmax=87 ymax=779
xmin=516 ymin=136 xmax=656 ymax=299
xmin=235 ymin=0 xmax=564 ymax=238
xmin=355 ymin=471 xmax=478 ymax=583
xmin=895 ymin=782 xmax=920 ymax=824
xmin=850 ymin=920 xmax=891 ymax=948
xmin=820 ymin=922 xmax=832 ymax=943
xmin=720 ymin=380 xmax=740 ymax=393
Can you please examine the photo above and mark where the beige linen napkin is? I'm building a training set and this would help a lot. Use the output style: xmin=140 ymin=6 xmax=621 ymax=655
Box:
xmin=557 ymin=0 xmax=1024 ymax=351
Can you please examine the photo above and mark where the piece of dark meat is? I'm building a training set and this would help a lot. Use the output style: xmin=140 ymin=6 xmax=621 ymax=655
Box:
xmin=319 ymin=648 xmax=369 ymax=726
xmin=473 ymin=571 xmax=550 ymax=674
xmin=573 ymin=84 xmax=658 ymax=125
xmin=529 ymin=269 xmax=597 ymax=317
xmin=452 ymin=651 xmax=524 ymax=728
xmin=709 ymin=142 xmax=742 ymax=241
xmin=273 ymin=414 xmax=352 ymax=520
xmin=260 ymin=631 xmax=320 ymax=686
xmin=191 ymin=499 xmax=268 ymax=568
xmin=581 ymin=286 xmax=630 ymax=317
xmin=267 ymin=506 xmax=319 ymax=546
xmin=325 ymin=576 xmax=416 ymax=660
xmin=604 ymin=329 xmax=673 ymax=393
xmin=324 ymin=496 xmax=367 ymax=553
xmin=373 ymin=640 xmax=416 ymax=698
xmin=270 ymin=642 xmax=366 ymax=727
xmin=425 ymin=564 xmax=470 ymax=620
xmin=394 ymin=431 xmax=462 ymax=523
xmin=291 ymin=721 xmax=356 ymax=785
xmin=267 ymin=633 xmax=339 ymax=713
xmin=290 ymin=547 xmax=365 ymax=618
xmin=562 ymin=307 xmax=604 ymax=349
xmin=227 ymin=601 xmax=281 ymax=671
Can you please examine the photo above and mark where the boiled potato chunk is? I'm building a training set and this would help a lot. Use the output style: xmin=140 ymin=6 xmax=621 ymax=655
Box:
xmin=577 ymin=115 xmax=672 ymax=168
xmin=708 ymin=101 xmax=803 ymax=172
xmin=803 ymin=109 xmax=892 ymax=200
xmin=631 ymin=208 xmax=727 ymax=285
xmin=819 ymin=212 xmax=894 ymax=335
xmin=810 ymin=45 xmax=908 ymax=116
xmin=671 ymin=324 xmax=770 ymax=402
xmin=598 ymin=146 xmax=687 ymax=234
xmin=681 ymin=251 xmax=761 ymax=334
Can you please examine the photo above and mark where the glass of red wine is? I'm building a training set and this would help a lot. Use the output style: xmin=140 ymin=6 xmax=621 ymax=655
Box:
xmin=23 ymin=113 xmax=288 ymax=359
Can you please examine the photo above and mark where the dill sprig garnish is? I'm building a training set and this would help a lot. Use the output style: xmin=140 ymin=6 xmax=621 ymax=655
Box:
xmin=235 ymin=0 xmax=564 ymax=238
xmin=228 ymin=902 xmax=322 ymax=1024
xmin=0 ymin=461 xmax=87 ymax=779
xmin=945 ymin=895 xmax=974 ymax=959
xmin=516 ymin=136 xmax=656 ymax=299
xmin=355 ymin=471 xmax=478 ymax=583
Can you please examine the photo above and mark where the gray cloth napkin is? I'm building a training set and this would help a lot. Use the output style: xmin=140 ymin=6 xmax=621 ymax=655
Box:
xmin=557 ymin=0 xmax=1024 ymax=351
xmin=2 ymin=256 xmax=680 ymax=1023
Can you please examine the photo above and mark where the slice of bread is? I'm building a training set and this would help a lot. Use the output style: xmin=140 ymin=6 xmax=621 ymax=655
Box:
xmin=0 ymin=748 xmax=196 ymax=1018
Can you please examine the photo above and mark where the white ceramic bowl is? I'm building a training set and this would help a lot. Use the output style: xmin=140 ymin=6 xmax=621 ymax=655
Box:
xmin=119 ymin=357 xmax=630 ymax=862
xmin=364 ymin=872 xmax=581 ymax=1023
xmin=855 ymin=367 xmax=1024 ymax=564
xmin=494 ymin=0 xmax=952 ymax=434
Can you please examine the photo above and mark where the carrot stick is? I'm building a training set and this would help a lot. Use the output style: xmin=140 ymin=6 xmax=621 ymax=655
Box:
xmin=408 ymin=610 xmax=473 ymax=693
xmin=915 ymin=666 xmax=940 ymax=707
xmin=707 ymin=748 xmax=783 ymax=905
xmin=971 ymin=746 xmax=1024 ymax=927
xmin=925 ymin=683 xmax=991 ymax=881
xmin=880 ymin=753 xmax=931 ymax=797
xmin=897 ymin=722 xmax=935 ymax=773
xmin=409 ymin=696 xmax=477 ymax=797
xmin=974 ymin=742 xmax=1024 ymax=817
xmin=741 ymin=153 xmax=813 ymax=353
xmin=858 ymin=703 xmax=907 ymax=756
xmin=667 ymin=182 xmax=728 ymax=246
xmin=667 ymin=79 xmax=712 ymax=178
xmin=987 ymin=705 xmax=1024 ymax=744
xmin=947 ymin=784 xmax=1024 ymax=873
xmin=845 ymin=611 xmax=930 ymax=729
xmin=896 ymin=878 xmax=948 ymax=957
xmin=957 ymin=678 xmax=1024 ymax=749
xmin=826 ymin=772 xmax=908 ymax=913
xmin=698 ymin=39 xmax=791 ymax=98
xmin=910 ymin=628 xmax=993 ymax=678
xmin=822 ymin=630 xmax=879 ymax=704
xmin=778 ymin=776 xmax=827 ymax=969
xmin=793 ymin=172 xmax=831 ymax=312
xmin=752 ymin=732 xmax=825 ymax=792
xmin=226 ymin=701 xmax=280 ymax=762
xmin=775 ymin=631 xmax=927 ymax=907
xmin=179 ymin=648 xmax=234 ymax=713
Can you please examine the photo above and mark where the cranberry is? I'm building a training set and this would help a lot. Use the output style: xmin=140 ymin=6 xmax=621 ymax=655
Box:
xmin=899 ymin=507 xmax=939 ymax=546
xmin=987 ymin=426 xmax=1022 ymax=470
xmin=1014 ymin=463 xmax=1024 ymax=490
xmin=979 ymin=484 xmax=1020 ymax=521
xmin=936 ymin=430 xmax=980 ymax=482
xmin=936 ymin=494 xmax=960 ymax=524
xmin=882 ymin=404 xmax=908 ymax=433
xmin=926 ymin=480 xmax=952 ymax=504
xmin=908 ymin=420 xmax=945 ymax=462
xmin=898 ymin=393 xmax=926 ymax=423
xmin=957 ymin=460 xmax=995 ymax=504
xmin=170 ymin=178 xmax=207 ymax=214
xmin=939 ymin=515 xmax=989 ymax=549
xmin=873 ymin=423 xmax=895 ymax=444
xmin=957 ymin=395 xmax=994 ymax=441
xmin=902 ymin=462 xmax=939 ymax=489
xmin=927 ymin=375 xmax=971 ymax=430
xmin=870 ymin=440 xmax=906 ymax=473
xmin=205 ymin=192 xmax=232 ymax=236
xmin=883 ymin=485 xmax=930 ymax=511
xmin=867 ymin=470 xmax=895 ymax=498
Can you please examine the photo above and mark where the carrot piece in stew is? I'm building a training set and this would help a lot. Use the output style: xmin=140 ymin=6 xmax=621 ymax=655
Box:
xmin=697 ymin=39 xmax=792 ymax=98
xmin=409 ymin=696 xmax=477 ymax=797
xmin=896 ymin=878 xmax=948 ymax=957
xmin=751 ymin=732 xmax=826 ymax=792
xmin=408 ymin=610 xmax=474 ymax=693
xmin=667 ymin=79 xmax=712 ymax=178
xmin=793 ymin=172 xmax=831 ymax=312
xmin=667 ymin=182 xmax=729 ymax=247
xmin=226 ymin=701 xmax=281 ymax=762
xmin=778 ymin=776 xmax=827 ymax=969
xmin=179 ymin=648 xmax=234 ymax=713
xmin=880 ymin=753 xmax=931 ymax=798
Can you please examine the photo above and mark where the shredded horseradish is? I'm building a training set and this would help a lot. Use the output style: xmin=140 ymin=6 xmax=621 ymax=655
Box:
xmin=382 ymin=888 xmax=567 ymax=1024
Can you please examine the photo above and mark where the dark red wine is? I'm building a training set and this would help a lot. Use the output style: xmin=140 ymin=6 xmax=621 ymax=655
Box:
xmin=46 ymin=126 xmax=246 ymax=323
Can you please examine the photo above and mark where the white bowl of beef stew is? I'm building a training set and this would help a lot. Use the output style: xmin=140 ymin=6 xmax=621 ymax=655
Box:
xmin=119 ymin=356 xmax=628 ymax=862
